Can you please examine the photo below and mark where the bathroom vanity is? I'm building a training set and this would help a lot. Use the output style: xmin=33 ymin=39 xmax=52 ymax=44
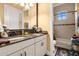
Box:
xmin=0 ymin=33 xmax=47 ymax=56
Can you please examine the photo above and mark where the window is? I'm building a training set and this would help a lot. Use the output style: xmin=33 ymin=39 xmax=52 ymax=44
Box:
xmin=57 ymin=11 xmax=67 ymax=20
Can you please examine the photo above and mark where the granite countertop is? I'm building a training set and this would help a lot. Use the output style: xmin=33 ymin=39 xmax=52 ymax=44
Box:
xmin=0 ymin=33 xmax=47 ymax=48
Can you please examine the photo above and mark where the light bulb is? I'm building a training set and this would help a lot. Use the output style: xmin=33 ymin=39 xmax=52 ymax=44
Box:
xmin=25 ymin=5 xmax=30 ymax=10
xmin=29 ymin=3 xmax=33 ymax=7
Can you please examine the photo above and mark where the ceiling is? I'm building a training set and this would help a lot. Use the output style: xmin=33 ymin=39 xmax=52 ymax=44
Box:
xmin=7 ymin=3 xmax=36 ymax=11
xmin=53 ymin=3 xmax=64 ymax=7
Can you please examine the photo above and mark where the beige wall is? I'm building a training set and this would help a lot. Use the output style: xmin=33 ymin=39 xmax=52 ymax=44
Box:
xmin=29 ymin=4 xmax=36 ymax=28
xmin=29 ymin=3 xmax=51 ymax=51
xmin=0 ymin=4 xmax=4 ymax=25
xmin=38 ymin=4 xmax=51 ymax=51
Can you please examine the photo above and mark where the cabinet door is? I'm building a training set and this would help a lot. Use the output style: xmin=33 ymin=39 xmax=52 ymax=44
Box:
xmin=35 ymin=39 xmax=47 ymax=56
xmin=24 ymin=45 xmax=34 ymax=56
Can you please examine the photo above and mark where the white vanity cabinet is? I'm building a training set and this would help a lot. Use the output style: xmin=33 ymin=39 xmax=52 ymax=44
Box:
xmin=0 ymin=34 xmax=47 ymax=56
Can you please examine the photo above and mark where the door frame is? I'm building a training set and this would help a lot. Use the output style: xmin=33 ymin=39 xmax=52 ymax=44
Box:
xmin=49 ymin=3 xmax=54 ymax=56
xmin=49 ymin=3 xmax=77 ymax=56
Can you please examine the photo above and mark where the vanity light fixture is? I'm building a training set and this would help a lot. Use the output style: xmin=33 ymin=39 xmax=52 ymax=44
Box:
xmin=29 ymin=3 xmax=33 ymax=7
xmin=24 ymin=4 xmax=30 ymax=10
xmin=17 ymin=3 xmax=33 ymax=10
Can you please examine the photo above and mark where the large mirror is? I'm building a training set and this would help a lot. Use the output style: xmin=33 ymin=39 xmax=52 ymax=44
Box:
xmin=0 ymin=3 xmax=35 ymax=30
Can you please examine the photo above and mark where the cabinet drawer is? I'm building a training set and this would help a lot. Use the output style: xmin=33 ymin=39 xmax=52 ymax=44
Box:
xmin=0 ymin=39 xmax=34 ymax=56
xmin=34 ymin=35 xmax=47 ymax=43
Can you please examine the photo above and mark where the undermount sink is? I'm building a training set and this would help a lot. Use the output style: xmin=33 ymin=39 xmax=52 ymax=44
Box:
xmin=22 ymin=34 xmax=36 ymax=38
xmin=7 ymin=34 xmax=35 ymax=43
xmin=32 ymin=33 xmax=42 ymax=36
xmin=7 ymin=34 xmax=42 ymax=43
xmin=8 ymin=37 xmax=26 ymax=43
xmin=8 ymin=37 xmax=25 ymax=41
